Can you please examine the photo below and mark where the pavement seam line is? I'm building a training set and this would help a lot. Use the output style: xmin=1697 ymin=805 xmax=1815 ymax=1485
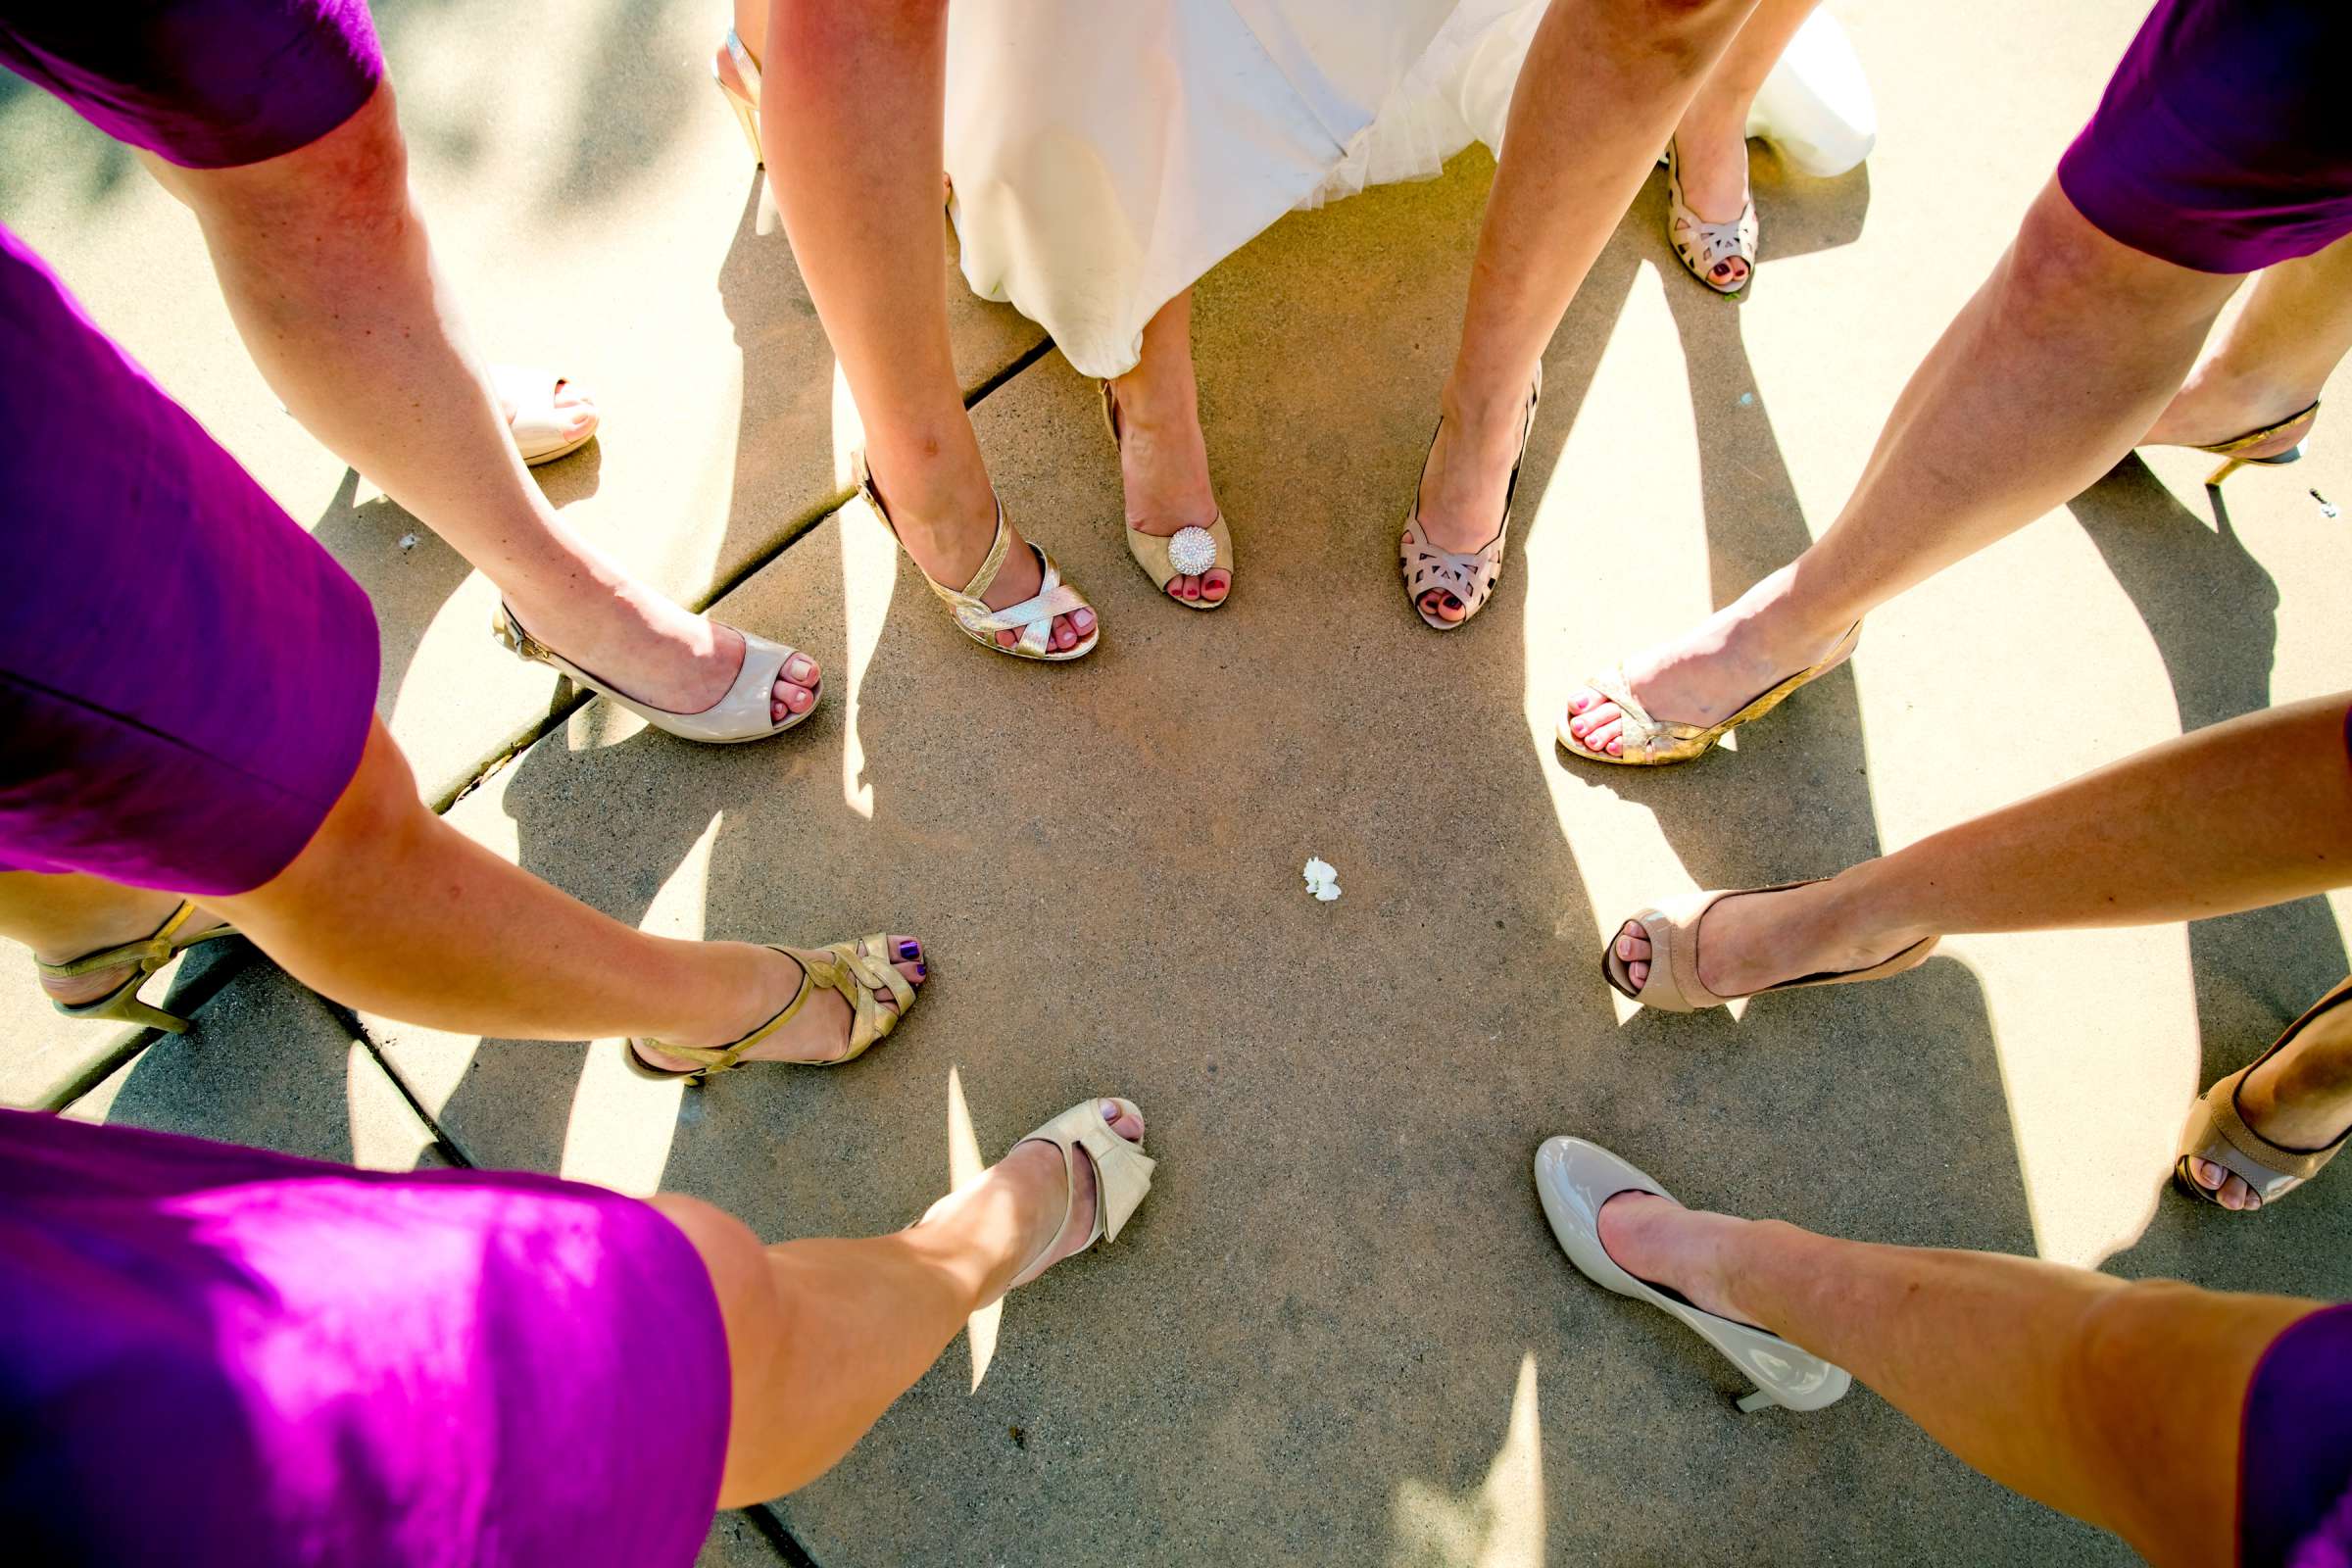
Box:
xmin=743 ymin=1503 xmax=825 ymax=1568
xmin=431 ymin=335 xmax=1055 ymax=816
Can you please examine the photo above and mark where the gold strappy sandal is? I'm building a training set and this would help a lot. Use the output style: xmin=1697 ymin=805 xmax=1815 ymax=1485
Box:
xmin=1558 ymin=622 xmax=1859 ymax=766
xmin=1664 ymin=139 xmax=1758 ymax=297
xmin=1398 ymin=366 xmax=1541 ymax=631
xmin=1100 ymin=381 xmax=1233 ymax=609
xmin=854 ymin=455 xmax=1101 ymax=662
xmin=36 ymin=902 xmax=237 ymax=1033
xmin=628 ymin=936 xmax=918 ymax=1082
xmin=1601 ymin=881 xmax=1937 ymax=1013
xmin=2178 ymin=399 xmax=2321 ymax=488
xmin=2176 ymin=979 xmax=2352 ymax=1211
xmin=1004 ymin=1098 xmax=1156 ymax=1289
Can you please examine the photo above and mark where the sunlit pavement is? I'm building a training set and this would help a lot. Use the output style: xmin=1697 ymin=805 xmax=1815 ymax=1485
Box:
xmin=7 ymin=4 xmax=2348 ymax=1563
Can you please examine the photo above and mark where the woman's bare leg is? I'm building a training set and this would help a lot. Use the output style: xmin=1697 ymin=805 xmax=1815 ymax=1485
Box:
xmin=1594 ymin=1189 xmax=2317 ymax=1567
xmin=749 ymin=0 xmax=1091 ymax=654
xmin=1106 ymin=291 xmax=1230 ymax=606
xmin=1 ymin=719 xmax=922 ymax=1060
xmin=1562 ymin=180 xmax=2242 ymax=752
xmin=653 ymin=1100 xmax=1146 ymax=1500
xmin=1667 ymin=0 xmax=1821 ymax=289
xmin=145 ymin=85 xmax=815 ymax=724
xmin=1411 ymin=0 xmax=1762 ymax=622
xmin=2144 ymin=227 xmax=2352 ymax=454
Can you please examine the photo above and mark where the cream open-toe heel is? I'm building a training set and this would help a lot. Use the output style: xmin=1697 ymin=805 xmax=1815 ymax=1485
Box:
xmin=2180 ymin=399 xmax=2321 ymax=488
xmin=492 ymin=603 xmax=817 ymax=745
xmin=1602 ymin=880 xmax=1937 ymax=1013
xmin=1101 ymin=381 xmax=1233 ymax=609
xmin=490 ymin=365 xmax=598 ymax=467
xmin=854 ymin=454 xmax=1101 ymax=662
xmin=628 ymin=936 xmax=917 ymax=1083
xmin=1399 ymin=365 xmax=1541 ymax=631
xmin=37 ymin=902 xmax=237 ymax=1034
xmin=2176 ymin=979 xmax=2352 ymax=1211
xmin=1535 ymin=1137 xmax=1850 ymax=1412
xmin=1664 ymin=139 xmax=1758 ymax=297
xmin=1558 ymin=621 xmax=1859 ymax=767
xmin=1005 ymin=1098 xmax=1155 ymax=1290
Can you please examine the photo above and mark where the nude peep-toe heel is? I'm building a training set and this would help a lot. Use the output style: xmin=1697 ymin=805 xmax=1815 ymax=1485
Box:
xmin=1601 ymin=880 xmax=1937 ymax=1013
xmin=854 ymin=454 xmax=1101 ymax=662
xmin=1101 ymin=380 xmax=1233 ymax=609
xmin=1558 ymin=622 xmax=1859 ymax=767
xmin=492 ymin=603 xmax=818 ymax=745
xmin=1003 ymin=1098 xmax=1156 ymax=1289
xmin=36 ymin=902 xmax=237 ymax=1033
xmin=2175 ymin=979 xmax=2352 ymax=1211
xmin=1535 ymin=1137 xmax=1851 ymax=1412
xmin=627 ymin=936 xmax=918 ymax=1083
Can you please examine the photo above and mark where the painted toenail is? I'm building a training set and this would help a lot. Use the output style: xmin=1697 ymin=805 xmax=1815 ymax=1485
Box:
xmin=899 ymin=940 xmax=919 ymax=959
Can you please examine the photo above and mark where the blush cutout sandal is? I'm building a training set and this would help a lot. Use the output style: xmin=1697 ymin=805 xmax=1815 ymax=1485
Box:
xmin=1399 ymin=365 xmax=1541 ymax=631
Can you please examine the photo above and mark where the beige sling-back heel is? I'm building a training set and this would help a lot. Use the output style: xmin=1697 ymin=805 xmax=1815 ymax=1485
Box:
xmin=492 ymin=603 xmax=819 ymax=745
xmin=1602 ymin=880 xmax=1937 ymax=1013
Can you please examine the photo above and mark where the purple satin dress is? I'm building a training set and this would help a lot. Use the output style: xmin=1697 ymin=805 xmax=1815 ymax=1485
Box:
xmin=0 ymin=1108 xmax=730 ymax=1567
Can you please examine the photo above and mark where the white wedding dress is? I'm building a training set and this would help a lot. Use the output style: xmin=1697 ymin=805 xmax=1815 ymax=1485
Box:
xmin=943 ymin=1 xmax=1877 ymax=377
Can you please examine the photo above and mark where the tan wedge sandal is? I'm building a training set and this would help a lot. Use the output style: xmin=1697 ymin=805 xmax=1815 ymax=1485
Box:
xmin=854 ymin=454 xmax=1100 ymax=662
xmin=1399 ymin=366 xmax=1542 ymax=631
xmin=1601 ymin=881 xmax=1937 ymax=1013
xmin=2178 ymin=399 xmax=2321 ymax=488
xmin=628 ymin=935 xmax=918 ymax=1083
xmin=1558 ymin=622 xmax=1859 ymax=766
xmin=1100 ymin=381 xmax=1233 ymax=609
xmin=37 ymin=902 xmax=237 ymax=1034
xmin=2176 ymin=980 xmax=2352 ymax=1211
xmin=1665 ymin=139 xmax=1758 ymax=297
xmin=492 ymin=603 xmax=818 ymax=745
xmin=1004 ymin=1098 xmax=1156 ymax=1289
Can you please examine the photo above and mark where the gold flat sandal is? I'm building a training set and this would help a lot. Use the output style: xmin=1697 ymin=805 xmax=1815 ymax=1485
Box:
xmin=1558 ymin=621 xmax=1859 ymax=766
xmin=854 ymin=454 xmax=1100 ymax=661
xmin=1100 ymin=380 xmax=1233 ymax=609
xmin=628 ymin=935 xmax=918 ymax=1082
xmin=2176 ymin=978 xmax=2352 ymax=1211
xmin=2179 ymin=399 xmax=2320 ymax=488
xmin=37 ymin=902 xmax=237 ymax=1033
xmin=1601 ymin=880 xmax=1937 ymax=1012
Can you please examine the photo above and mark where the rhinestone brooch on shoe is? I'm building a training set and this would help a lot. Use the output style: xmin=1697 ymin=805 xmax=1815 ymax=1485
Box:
xmin=1166 ymin=525 xmax=1217 ymax=576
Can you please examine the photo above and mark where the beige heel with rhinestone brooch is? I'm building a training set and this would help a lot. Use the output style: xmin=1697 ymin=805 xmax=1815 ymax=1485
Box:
xmin=1100 ymin=380 xmax=1233 ymax=610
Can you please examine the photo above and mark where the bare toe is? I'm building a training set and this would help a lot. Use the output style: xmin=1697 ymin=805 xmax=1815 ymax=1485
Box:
xmin=1200 ymin=569 xmax=1231 ymax=602
xmin=1101 ymin=1097 xmax=1144 ymax=1143
xmin=1071 ymin=607 xmax=1097 ymax=639
xmin=997 ymin=628 xmax=1020 ymax=650
xmin=1567 ymin=700 xmax=1622 ymax=741
xmin=1582 ymin=716 xmax=1627 ymax=756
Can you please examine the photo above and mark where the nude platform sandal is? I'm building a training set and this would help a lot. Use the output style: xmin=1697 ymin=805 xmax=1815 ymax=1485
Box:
xmin=37 ymin=902 xmax=237 ymax=1033
xmin=1100 ymin=380 xmax=1233 ymax=609
xmin=1557 ymin=622 xmax=1859 ymax=766
xmin=492 ymin=603 xmax=818 ymax=745
xmin=2176 ymin=979 xmax=2352 ymax=1211
xmin=1601 ymin=880 xmax=1937 ymax=1012
xmin=627 ymin=936 xmax=918 ymax=1083
xmin=1399 ymin=365 xmax=1541 ymax=631
xmin=1535 ymin=1137 xmax=1851 ymax=1412
xmin=854 ymin=454 xmax=1101 ymax=662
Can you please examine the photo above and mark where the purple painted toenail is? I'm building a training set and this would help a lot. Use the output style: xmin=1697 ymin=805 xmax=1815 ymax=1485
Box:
xmin=900 ymin=940 xmax=918 ymax=959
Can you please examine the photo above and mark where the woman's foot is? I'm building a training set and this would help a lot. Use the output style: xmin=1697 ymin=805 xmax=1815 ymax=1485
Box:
xmin=1595 ymin=1189 xmax=1758 ymax=1324
xmin=868 ymin=459 xmax=1098 ymax=655
xmin=2185 ymin=985 xmax=2352 ymax=1211
xmin=1561 ymin=566 xmax=1852 ymax=758
xmin=32 ymin=894 xmax=231 ymax=1008
xmin=630 ymin=938 xmax=926 ymax=1072
xmin=1609 ymin=879 xmax=1928 ymax=1000
xmin=499 ymin=373 xmax=597 ymax=453
xmin=1107 ymin=362 xmax=1230 ymax=607
xmin=2140 ymin=366 xmax=2321 ymax=459
xmin=1668 ymin=96 xmax=1755 ymax=291
xmin=503 ymin=581 xmax=820 ymax=727
xmin=1411 ymin=376 xmax=1537 ymax=624
xmin=922 ymin=1099 xmax=1148 ymax=1297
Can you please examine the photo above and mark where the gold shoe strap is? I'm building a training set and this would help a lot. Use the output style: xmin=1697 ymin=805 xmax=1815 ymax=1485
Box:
xmin=641 ymin=949 xmax=815 ymax=1076
xmin=36 ymin=902 xmax=205 ymax=980
xmin=2194 ymin=400 xmax=2321 ymax=457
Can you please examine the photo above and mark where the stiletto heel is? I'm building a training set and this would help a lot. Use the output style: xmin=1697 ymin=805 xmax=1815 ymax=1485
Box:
xmin=1735 ymin=1390 xmax=1779 ymax=1414
xmin=712 ymin=28 xmax=764 ymax=166
xmin=37 ymin=903 xmax=236 ymax=1034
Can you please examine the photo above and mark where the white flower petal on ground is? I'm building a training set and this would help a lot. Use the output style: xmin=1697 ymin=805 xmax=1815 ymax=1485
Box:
xmin=1303 ymin=857 xmax=1341 ymax=902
